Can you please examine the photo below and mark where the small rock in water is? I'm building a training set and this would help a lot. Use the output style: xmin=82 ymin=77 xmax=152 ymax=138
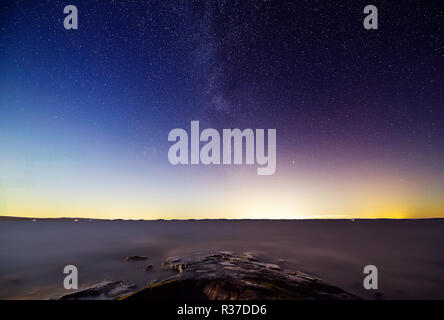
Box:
xmin=125 ymin=255 xmax=148 ymax=261
xmin=143 ymin=265 xmax=153 ymax=271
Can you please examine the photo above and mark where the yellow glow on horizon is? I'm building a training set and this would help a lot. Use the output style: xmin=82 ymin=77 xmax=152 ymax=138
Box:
xmin=1 ymin=160 xmax=443 ymax=220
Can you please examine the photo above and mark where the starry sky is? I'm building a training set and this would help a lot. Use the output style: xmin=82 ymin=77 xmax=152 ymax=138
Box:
xmin=0 ymin=0 xmax=443 ymax=219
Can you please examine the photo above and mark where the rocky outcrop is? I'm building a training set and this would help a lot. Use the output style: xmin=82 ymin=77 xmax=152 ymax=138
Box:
xmin=122 ymin=252 xmax=360 ymax=300
xmin=59 ymin=280 xmax=136 ymax=300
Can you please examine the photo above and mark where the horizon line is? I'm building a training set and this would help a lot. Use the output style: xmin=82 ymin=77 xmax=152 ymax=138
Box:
xmin=1 ymin=216 xmax=443 ymax=221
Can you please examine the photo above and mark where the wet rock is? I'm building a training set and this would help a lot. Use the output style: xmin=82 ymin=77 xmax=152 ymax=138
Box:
xmin=125 ymin=255 xmax=148 ymax=261
xmin=143 ymin=265 xmax=153 ymax=271
xmin=264 ymin=263 xmax=282 ymax=270
xmin=374 ymin=292 xmax=384 ymax=300
xmin=242 ymin=252 xmax=258 ymax=261
xmin=163 ymin=256 xmax=191 ymax=272
xmin=123 ymin=252 xmax=360 ymax=300
xmin=108 ymin=283 xmax=137 ymax=298
xmin=59 ymin=280 xmax=136 ymax=300
xmin=148 ymin=279 xmax=159 ymax=286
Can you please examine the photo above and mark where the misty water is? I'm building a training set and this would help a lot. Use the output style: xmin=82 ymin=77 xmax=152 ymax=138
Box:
xmin=0 ymin=219 xmax=443 ymax=299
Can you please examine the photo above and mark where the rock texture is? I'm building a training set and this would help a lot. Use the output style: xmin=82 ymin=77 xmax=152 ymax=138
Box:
xmin=122 ymin=252 xmax=359 ymax=300
xmin=59 ymin=280 xmax=136 ymax=300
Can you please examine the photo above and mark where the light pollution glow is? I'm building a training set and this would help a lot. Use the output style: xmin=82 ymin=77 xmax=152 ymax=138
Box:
xmin=1 ymin=143 xmax=443 ymax=220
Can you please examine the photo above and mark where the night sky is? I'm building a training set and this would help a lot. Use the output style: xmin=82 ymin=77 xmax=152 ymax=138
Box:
xmin=1 ymin=0 xmax=443 ymax=219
